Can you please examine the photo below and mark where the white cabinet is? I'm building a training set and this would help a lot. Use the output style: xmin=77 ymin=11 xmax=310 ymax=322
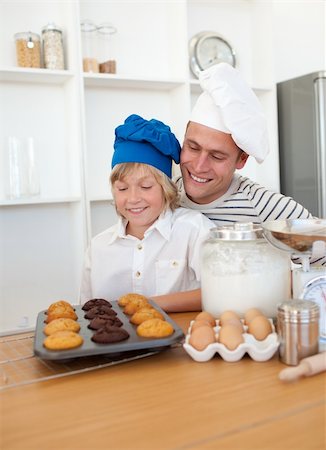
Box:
xmin=0 ymin=0 xmax=279 ymax=333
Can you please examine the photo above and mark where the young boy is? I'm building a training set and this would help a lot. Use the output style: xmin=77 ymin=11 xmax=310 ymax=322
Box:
xmin=80 ymin=114 xmax=213 ymax=312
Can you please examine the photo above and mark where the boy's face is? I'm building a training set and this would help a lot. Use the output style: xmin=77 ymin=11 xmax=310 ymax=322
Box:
xmin=112 ymin=167 xmax=165 ymax=237
xmin=181 ymin=122 xmax=248 ymax=204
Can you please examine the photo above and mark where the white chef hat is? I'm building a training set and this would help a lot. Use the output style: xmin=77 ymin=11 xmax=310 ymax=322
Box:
xmin=190 ymin=63 xmax=269 ymax=163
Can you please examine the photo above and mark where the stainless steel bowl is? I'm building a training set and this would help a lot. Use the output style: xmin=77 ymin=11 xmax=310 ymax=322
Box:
xmin=262 ymin=219 xmax=326 ymax=255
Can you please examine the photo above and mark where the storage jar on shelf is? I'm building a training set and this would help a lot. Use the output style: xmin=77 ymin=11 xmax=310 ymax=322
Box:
xmin=14 ymin=31 xmax=41 ymax=68
xmin=97 ymin=22 xmax=117 ymax=74
xmin=42 ymin=22 xmax=65 ymax=70
xmin=81 ymin=19 xmax=99 ymax=73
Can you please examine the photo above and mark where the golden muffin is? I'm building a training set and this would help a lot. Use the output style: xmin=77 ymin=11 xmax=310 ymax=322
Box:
xmin=137 ymin=318 xmax=174 ymax=338
xmin=43 ymin=330 xmax=83 ymax=350
xmin=123 ymin=298 xmax=150 ymax=315
xmin=118 ymin=293 xmax=148 ymax=307
xmin=43 ymin=318 xmax=81 ymax=336
xmin=130 ymin=307 xmax=164 ymax=325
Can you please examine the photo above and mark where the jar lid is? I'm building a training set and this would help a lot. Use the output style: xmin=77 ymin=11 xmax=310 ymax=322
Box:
xmin=277 ymin=299 xmax=320 ymax=322
xmin=97 ymin=23 xmax=117 ymax=35
xmin=80 ymin=20 xmax=97 ymax=33
xmin=14 ymin=31 xmax=40 ymax=41
xmin=209 ymin=222 xmax=264 ymax=241
xmin=42 ymin=22 xmax=62 ymax=33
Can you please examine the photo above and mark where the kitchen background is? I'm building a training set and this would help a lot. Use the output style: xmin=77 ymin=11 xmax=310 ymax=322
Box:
xmin=0 ymin=0 xmax=325 ymax=334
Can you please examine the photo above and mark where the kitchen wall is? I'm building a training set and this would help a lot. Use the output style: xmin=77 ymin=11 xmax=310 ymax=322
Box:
xmin=272 ymin=0 xmax=325 ymax=82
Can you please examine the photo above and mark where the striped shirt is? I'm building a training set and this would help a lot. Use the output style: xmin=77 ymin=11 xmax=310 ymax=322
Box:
xmin=175 ymin=173 xmax=325 ymax=267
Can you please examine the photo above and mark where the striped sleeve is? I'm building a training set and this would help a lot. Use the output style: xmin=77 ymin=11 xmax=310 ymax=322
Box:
xmin=239 ymin=178 xmax=312 ymax=222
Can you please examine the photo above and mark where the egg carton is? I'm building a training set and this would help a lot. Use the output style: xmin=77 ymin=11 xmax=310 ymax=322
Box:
xmin=183 ymin=319 xmax=279 ymax=362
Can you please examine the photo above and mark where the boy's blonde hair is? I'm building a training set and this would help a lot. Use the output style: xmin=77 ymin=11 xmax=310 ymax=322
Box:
xmin=110 ymin=163 xmax=180 ymax=213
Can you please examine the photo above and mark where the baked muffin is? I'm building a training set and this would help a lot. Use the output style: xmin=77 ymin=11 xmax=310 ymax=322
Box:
xmin=43 ymin=318 xmax=80 ymax=335
xmin=82 ymin=298 xmax=112 ymax=311
xmin=88 ymin=316 xmax=123 ymax=330
xmin=91 ymin=326 xmax=130 ymax=344
xmin=117 ymin=293 xmax=148 ymax=307
xmin=84 ymin=305 xmax=117 ymax=320
xmin=137 ymin=318 xmax=174 ymax=338
xmin=123 ymin=298 xmax=150 ymax=315
xmin=43 ymin=330 xmax=83 ymax=350
xmin=46 ymin=308 xmax=78 ymax=323
xmin=46 ymin=300 xmax=75 ymax=315
xmin=130 ymin=307 xmax=164 ymax=325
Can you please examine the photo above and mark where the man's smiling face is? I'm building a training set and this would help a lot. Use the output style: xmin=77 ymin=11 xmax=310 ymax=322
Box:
xmin=180 ymin=122 xmax=248 ymax=204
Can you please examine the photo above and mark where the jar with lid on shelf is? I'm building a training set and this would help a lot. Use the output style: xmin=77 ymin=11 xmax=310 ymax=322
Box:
xmin=14 ymin=31 xmax=41 ymax=68
xmin=42 ymin=22 xmax=65 ymax=70
xmin=81 ymin=19 xmax=99 ymax=73
xmin=97 ymin=22 xmax=117 ymax=74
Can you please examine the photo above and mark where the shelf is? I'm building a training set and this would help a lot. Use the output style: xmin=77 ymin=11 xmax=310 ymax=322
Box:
xmin=83 ymin=73 xmax=186 ymax=90
xmin=0 ymin=196 xmax=81 ymax=207
xmin=0 ymin=67 xmax=75 ymax=84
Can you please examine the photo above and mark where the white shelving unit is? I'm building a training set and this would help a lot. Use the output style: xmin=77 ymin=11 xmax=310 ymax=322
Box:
xmin=0 ymin=0 xmax=279 ymax=333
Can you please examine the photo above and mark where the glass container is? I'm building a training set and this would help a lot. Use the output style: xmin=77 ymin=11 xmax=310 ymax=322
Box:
xmin=4 ymin=136 xmax=40 ymax=199
xmin=14 ymin=31 xmax=41 ymax=68
xmin=81 ymin=20 xmax=99 ymax=73
xmin=200 ymin=223 xmax=291 ymax=318
xmin=97 ymin=22 xmax=117 ymax=74
xmin=42 ymin=22 xmax=65 ymax=70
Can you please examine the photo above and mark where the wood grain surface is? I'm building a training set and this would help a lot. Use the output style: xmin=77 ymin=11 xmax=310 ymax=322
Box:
xmin=2 ymin=312 xmax=325 ymax=450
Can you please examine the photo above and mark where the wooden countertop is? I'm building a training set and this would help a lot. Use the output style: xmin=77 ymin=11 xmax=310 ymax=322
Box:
xmin=2 ymin=312 xmax=325 ymax=450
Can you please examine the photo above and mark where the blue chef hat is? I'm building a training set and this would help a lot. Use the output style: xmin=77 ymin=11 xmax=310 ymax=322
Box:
xmin=112 ymin=114 xmax=181 ymax=178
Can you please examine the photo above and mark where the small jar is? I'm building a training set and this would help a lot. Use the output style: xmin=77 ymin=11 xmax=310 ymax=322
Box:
xmin=14 ymin=31 xmax=41 ymax=68
xmin=277 ymin=299 xmax=319 ymax=365
xmin=81 ymin=20 xmax=99 ymax=73
xmin=4 ymin=136 xmax=40 ymax=199
xmin=97 ymin=22 xmax=117 ymax=74
xmin=42 ymin=23 xmax=65 ymax=70
xmin=200 ymin=223 xmax=291 ymax=318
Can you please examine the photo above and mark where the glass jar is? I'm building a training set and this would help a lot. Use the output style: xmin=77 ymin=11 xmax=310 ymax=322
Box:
xmin=200 ymin=223 xmax=291 ymax=318
xmin=4 ymin=136 xmax=40 ymax=199
xmin=97 ymin=22 xmax=117 ymax=74
xmin=81 ymin=20 xmax=99 ymax=73
xmin=14 ymin=31 xmax=41 ymax=68
xmin=42 ymin=22 xmax=65 ymax=70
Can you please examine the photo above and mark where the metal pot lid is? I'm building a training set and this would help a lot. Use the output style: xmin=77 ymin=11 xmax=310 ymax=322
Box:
xmin=209 ymin=222 xmax=264 ymax=241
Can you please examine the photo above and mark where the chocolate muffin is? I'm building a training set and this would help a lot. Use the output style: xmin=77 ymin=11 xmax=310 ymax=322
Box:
xmin=91 ymin=326 xmax=130 ymax=344
xmin=84 ymin=306 xmax=117 ymax=320
xmin=82 ymin=298 xmax=112 ymax=311
xmin=88 ymin=316 xmax=123 ymax=330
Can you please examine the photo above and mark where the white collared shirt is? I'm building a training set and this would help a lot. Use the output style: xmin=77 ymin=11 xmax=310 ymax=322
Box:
xmin=80 ymin=207 xmax=213 ymax=302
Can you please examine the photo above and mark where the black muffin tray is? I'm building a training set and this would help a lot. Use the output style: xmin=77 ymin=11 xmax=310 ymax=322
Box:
xmin=33 ymin=300 xmax=184 ymax=360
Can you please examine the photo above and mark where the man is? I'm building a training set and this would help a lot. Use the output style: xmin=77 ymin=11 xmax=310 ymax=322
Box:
xmin=155 ymin=64 xmax=325 ymax=312
xmin=175 ymin=63 xmax=325 ymax=266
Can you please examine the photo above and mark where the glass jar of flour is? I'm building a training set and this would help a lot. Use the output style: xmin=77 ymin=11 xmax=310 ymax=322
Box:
xmin=200 ymin=223 xmax=291 ymax=318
